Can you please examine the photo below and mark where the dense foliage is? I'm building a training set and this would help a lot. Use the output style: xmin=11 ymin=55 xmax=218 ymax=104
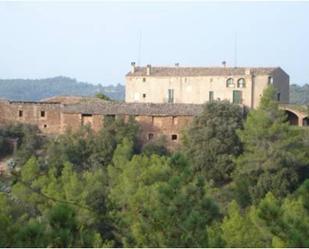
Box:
xmin=1 ymin=85 xmax=309 ymax=247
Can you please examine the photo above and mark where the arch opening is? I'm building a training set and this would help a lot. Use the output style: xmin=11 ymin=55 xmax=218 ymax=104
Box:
xmin=284 ymin=110 xmax=299 ymax=126
xmin=303 ymin=117 xmax=309 ymax=126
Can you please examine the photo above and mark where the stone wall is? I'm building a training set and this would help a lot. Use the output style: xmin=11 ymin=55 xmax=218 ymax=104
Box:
xmin=60 ymin=112 xmax=193 ymax=149
xmin=0 ymin=100 xmax=62 ymax=134
xmin=135 ymin=115 xmax=193 ymax=150
xmin=61 ymin=113 xmax=104 ymax=133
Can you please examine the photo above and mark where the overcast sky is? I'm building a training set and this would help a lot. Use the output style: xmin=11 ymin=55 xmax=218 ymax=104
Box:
xmin=0 ymin=1 xmax=308 ymax=85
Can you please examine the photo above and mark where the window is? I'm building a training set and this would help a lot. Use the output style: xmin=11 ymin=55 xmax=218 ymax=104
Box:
xmin=233 ymin=90 xmax=242 ymax=104
xmin=268 ymin=76 xmax=273 ymax=85
xmin=18 ymin=110 xmax=23 ymax=117
xmin=142 ymin=78 xmax=146 ymax=82
xmin=168 ymin=89 xmax=174 ymax=103
xmin=142 ymin=93 xmax=146 ymax=98
xmin=209 ymin=91 xmax=214 ymax=102
xmin=82 ymin=114 xmax=93 ymax=126
xmin=171 ymin=134 xmax=178 ymax=141
xmin=43 ymin=124 xmax=47 ymax=128
xmin=237 ymin=78 xmax=246 ymax=88
xmin=148 ymin=133 xmax=154 ymax=140
xmin=277 ymin=93 xmax=281 ymax=101
xmin=226 ymin=78 xmax=234 ymax=87
xmin=40 ymin=111 xmax=45 ymax=118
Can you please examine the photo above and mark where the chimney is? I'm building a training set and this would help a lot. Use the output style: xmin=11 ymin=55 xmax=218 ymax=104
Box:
xmin=146 ymin=64 xmax=151 ymax=76
xmin=131 ymin=62 xmax=136 ymax=73
xmin=222 ymin=61 xmax=227 ymax=68
xmin=175 ymin=63 xmax=179 ymax=67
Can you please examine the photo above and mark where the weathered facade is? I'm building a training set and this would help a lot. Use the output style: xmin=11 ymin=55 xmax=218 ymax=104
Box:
xmin=0 ymin=99 xmax=62 ymax=134
xmin=125 ymin=63 xmax=289 ymax=108
xmin=62 ymin=102 xmax=202 ymax=148
xmin=0 ymin=98 xmax=203 ymax=148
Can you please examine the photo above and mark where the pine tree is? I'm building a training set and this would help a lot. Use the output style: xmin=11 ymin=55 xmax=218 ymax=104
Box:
xmin=234 ymin=85 xmax=309 ymax=205
xmin=182 ymin=100 xmax=243 ymax=186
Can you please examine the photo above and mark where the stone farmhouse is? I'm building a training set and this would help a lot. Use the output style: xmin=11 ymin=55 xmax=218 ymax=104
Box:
xmin=126 ymin=63 xmax=289 ymax=108
xmin=0 ymin=63 xmax=308 ymax=149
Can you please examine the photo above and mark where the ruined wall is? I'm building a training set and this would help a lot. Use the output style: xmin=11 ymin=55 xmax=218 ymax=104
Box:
xmin=135 ymin=115 xmax=193 ymax=150
xmin=0 ymin=99 xmax=196 ymax=150
xmin=0 ymin=100 xmax=9 ymax=125
xmin=61 ymin=113 xmax=104 ymax=133
xmin=0 ymin=101 xmax=62 ymax=134
xmin=60 ymin=112 xmax=193 ymax=149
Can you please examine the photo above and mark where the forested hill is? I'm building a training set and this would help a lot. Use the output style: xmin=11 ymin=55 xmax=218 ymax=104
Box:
xmin=0 ymin=77 xmax=308 ymax=104
xmin=0 ymin=76 xmax=125 ymax=101
xmin=289 ymin=83 xmax=309 ymax=105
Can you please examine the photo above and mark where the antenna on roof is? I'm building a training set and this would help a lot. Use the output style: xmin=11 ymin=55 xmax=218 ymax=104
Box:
xmin=234 ymin=32 xmax=238 ymax=68
xmin=137 ymin=31 xmax=142 ymax=66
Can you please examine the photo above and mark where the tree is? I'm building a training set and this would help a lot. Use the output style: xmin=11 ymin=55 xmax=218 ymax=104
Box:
xmin=45 ymin=116 xmax=139 ymax=172
xmin=234 ymin=85 xmax=309 ymax=205
xmin=0 ymin=193 xmax=14 ymax=247
xmin=95 ymin=93 xmax=111 ymax=101
xmin=182 ymin=100 xmax=243 ymax=186
xmin=10 ymin=156 xmax=115 ymax=246
xmin=0 ymin=123 xmax=43 ymax=166
xmin=108 ymin=141 xmax=219 ymax=247
xmin=221 ymin=200 xmax=272 ymax=247
xmin=141 ymin=135 xmax=169 ymax=157
xmin=221 ymin=182 xmax=309 ymax=248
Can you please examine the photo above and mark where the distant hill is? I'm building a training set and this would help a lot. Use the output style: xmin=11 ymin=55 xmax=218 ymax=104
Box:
xmin=0 ymin=76 xmax=125 ymax=101
xmin=0 ymin=77 xmax=308 ymax=105
xmin=289 ymin=83 xmax=309 ymax=105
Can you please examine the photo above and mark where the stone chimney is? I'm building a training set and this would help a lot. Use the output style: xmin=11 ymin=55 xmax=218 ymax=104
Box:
xmin=146 ymin=64 xmax=151 ymax=76
xmin=131 ymin=62 xmax=136 ymax=73
xmin=222 ymin=61 xmax=227 ymax=68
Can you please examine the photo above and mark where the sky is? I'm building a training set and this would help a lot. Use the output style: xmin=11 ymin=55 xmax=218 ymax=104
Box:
xmin=0 ymin=1 xmax=308 ymax=86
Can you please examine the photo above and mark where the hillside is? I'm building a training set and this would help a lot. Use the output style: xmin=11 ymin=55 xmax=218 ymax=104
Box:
xmin=0 ymin=76 xmax=125 ymax=101
xmin=289 ymin=83 xmax=309 ymax=105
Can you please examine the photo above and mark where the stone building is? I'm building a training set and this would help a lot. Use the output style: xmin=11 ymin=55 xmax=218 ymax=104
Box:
xmin=0 ymin=98 xmax=202 ymax=149
xmin=0 ymin=64 xmax=307 ymax=151
xmin=0 ymin=99 xmax=63 ymax=134
xmin=62 ymin=102 xmax=202 ymax=149
xmin=125 ymin=63 xmax=289 ymax=108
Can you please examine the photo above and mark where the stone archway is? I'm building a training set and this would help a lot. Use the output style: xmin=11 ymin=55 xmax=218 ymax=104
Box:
xmin=284 ymin=110 xmax=299 ymax=126
xmin=303 ymin=117 xmax=309 ymax=126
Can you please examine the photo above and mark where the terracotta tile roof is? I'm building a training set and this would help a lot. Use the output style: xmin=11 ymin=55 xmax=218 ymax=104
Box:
xmin=126 ymin=66 xmax=279 ymax=77
xmin=63 ymin=102 xmax=203 ymax=116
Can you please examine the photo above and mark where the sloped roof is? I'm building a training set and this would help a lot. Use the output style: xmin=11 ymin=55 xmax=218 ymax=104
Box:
xmin=40 ymin=96 xmax=107 ymax=105
xmin=63 ymin=102 xmax=203 ymax=116
xmin=126 ymin=66 xmax=279 ymax=77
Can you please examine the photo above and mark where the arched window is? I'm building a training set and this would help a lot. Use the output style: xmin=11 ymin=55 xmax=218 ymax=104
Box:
xmin=226 ymin=78 xmax=234 ymax=87
xmin=237 ymin=78 xmax=246 ymax=88
xmin=268 ymin=76 xmax=273 ymax=85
